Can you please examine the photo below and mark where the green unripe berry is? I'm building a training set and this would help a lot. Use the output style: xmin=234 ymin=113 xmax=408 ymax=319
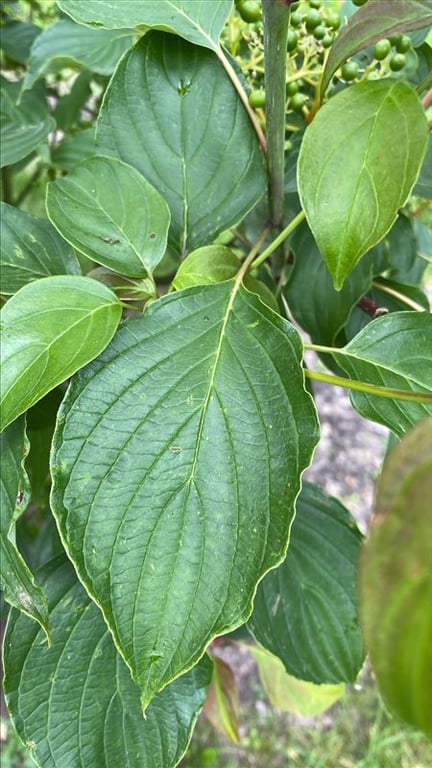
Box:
xmin=395 ymin=34 xmax=412 ymax=53
xmin=286 ymin=80 xmax=300 ymax=96
xmin=290 ymin=92 xmax=308 ymax=111
xmin=352 ymin=0 xmax=368 ymax=6
xmin=341 ymin=61 xmax=359 ymax=81
xmin=313 ymin=24 xmax=327 ymax=40
xmin=248 ymin=89 xmax=266 ymax=109
xmin=309 ymin=0 xmax=322 ymax=8
xmin=373 ymin=38 xmax=391 ymax=60
xmin=305 ymin=8 xmax=322 ymax=31
xmin=289 ymin=11 xmax=302 ymax=27
xmin=287 ymin=28 xmax=298 ymax=53
xmin=389 ymin=53 xmax=406 ymax=71
xmin=325 ymin=10 xmax=341 ymax=29
xmin=322 ymin=33 xmax=334 ymax=48
xmin=237 ymin=0 xmax=261 ymax=23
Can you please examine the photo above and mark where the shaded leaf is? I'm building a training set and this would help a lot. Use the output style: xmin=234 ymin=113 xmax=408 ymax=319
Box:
xmin=0 ymin=21 xmax=41 ymax=65
xmin=50 ymin=280 xmax=319 ymax=709
xmin=298 ymin=80 xmax=428 ymax=289
xmin=0 ymin=275 xmax=122 ymax=431
xmin=50 ymin=127 xmax=96 ymax=171
xmin=1 ymin=77 xmax=55 ymax=167
xmin=0 ymin=418 xmax=49 ymax=636
xmin=248 ymin=482 xmax=364 ymax=684
xmin=52 ymin=70 xmax=93 ymax=132
xmin=4 ymin=555 xmax=212 ymax=768
xmin=285 ymin=222 xmax=376 ymax=346
xmin=360 ymin=417 xmax=432 ymax=739
xmin=0 ymin=203 xmax=81 ymax=295
xmin=47 ymin=156 xmax=170 ymax=277
xmin=22 ymin=20 xmax=134 ymax=92
xmin=204 ymin=656 xmax=239 ymax=743
xmin=248 ymin=645 xmax=345 ymax=717
xmin=333 ymin=312 xmax=432 ymax=436
xmin=413 ymin=129 xmax=432 ymax=199
xmin=321 ymin=0 xmax=432 ymax=98
xmin=58 ymin=0 xmax=232 ymax=50
xmin=97 ymin=32 xmax=266 ymax=254
xmin=346 ymin=278 xmax=430 ymax=338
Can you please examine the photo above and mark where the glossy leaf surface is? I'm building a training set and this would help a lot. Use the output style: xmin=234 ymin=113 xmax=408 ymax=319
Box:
xmin=58 ymin=0 xmax=232 ymax=50
xmin=360 ymin=418 xmax=432 ymax=738
xmin=0 ymin=203 xmax=81 ymax=295
xmin=298 ymin=80 xmax=428 ymax=289
xmin=333 ymin=312 xmax=432 ymax=436
xmin=321 ymin=0 xmax=432 ymax=98
xmin=51 ymin=281 xmax=319 ymax=709
xmin=248 ymin=483 xmax=364 ymax=684
xmin=47 ymin=156 xmax=170 ymax=277
xmin=0 ymin=276 xmax=122 ymax=431
xmin=0 ymin=418 xmax=49 ymax=635
xmin=172 ymin=246 xmax=240 ymax=290
xmin=4 ymin=556 xmax=212 ymax=768
xmin=22 ymin=20 xmax=133 ymax=91
xmin=97 ymin=32 xmax=266 ymax=254
xmin=248 ymin=645 xmax=345 ymax=717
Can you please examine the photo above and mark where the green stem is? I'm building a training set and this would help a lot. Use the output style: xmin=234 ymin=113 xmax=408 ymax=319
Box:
xmin=304 ymin=368 xmax=432 ymax=404
xmin=214 ymin=45 xmax=267 ymax=154
xmin=262 ymin=0 xmax=290 ymax=231
xmin=251 ymin=210 xmax=305 ymax=271
xmin=372 ymin=280 xmax=427 ymax=312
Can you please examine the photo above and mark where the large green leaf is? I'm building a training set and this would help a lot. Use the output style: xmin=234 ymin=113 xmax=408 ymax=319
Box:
xmin=47 ymin=156 xmax=170 ymax=278
xmin=0 ymin=21 xmax=41 ymax=65
xmin=51 ymin=127 xmax=96 ymax=171
xmin=57 ymin=0 xmax=232 ymax=50
xmin=321 ymin=0 xmax=432 ymax=98
xmin=247 ymin=645 xmax=345 ymax=717
xmin=333 ymin=312 xmax=432 ymax=436
xmin=0 ymin=418 xmax=49 ymax=635
xmin=3 ymin=555 xmax=212 ymax=768
xmin=285 ymin=223 xmax=376 ymax=347
xmin=298 ymin=80 xmax=428 ymax=289
xmin=248 ymin=482 xmax=364 ymax=684
xmin=1 ymin=77 xmax=55 ymax=167
xmin=22 ymin=20 xmax=134 ymax=92
xmin=0 ymin=203 xmax=81 ymax=295
xmin=0 ymin=275 xmax=122 ymax=432
xmin=360 ymin=417 xmax=432 ymax=739
xmin=97 ymin=32 xmax=266 ymax=255
xmin=51 ymin=280 xmax=319 ymax=709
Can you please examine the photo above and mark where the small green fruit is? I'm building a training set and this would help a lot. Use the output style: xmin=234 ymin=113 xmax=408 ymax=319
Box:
xmin=287 ymin=29 xmax=298 ymax=53
xmin=237 ymin=0 xmax=261 ymax=23
xmin=341 ymin=61 xmax=359 ymax=81
xmin=374 ymin=39 xmax=391 ymax=61
xmin=290 ymin=92 xmax=308 ymax=112
xmin=389 ymin=53 xmax=406 ymax=71
xmin=248 ymin=89 xmax=266 ymax=109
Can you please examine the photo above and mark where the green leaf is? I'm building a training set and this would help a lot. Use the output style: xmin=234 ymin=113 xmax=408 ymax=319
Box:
xmin=285 ymin=222 xmax=376 ymax=346
xmin=97 ymin=32 xmax=266 ymax=254
xmin=0 ymin=275 xmax=122 ymax=431
xmin=57 ymin=0 xmax=232 ymax=50
xmin=47 ymin=156 xmax=170 ymax=278
xmin=321 ymin=0 xmax=432 ymax=98
xmin=413 ymin=129 xmax=432 ymax=199
xmin=0 ymin=203 xmax=81 ymax=295
xmin=51 ymin=280 xmax=319 ymax=709
xmin=1 ymin=77 xmax=56 ymax=167
xmin=298 ymin=80 xmax=428 ymax=290
xmin=204 ymin=656 xmax=239 ymax=743
xmin=247 ymin=645 xmax=345 ymax=717
xmin=346 ymin=278 xmax=430 ymax=338
xmin=248 ymin=482 xmax=364 ymax=684
xmin=332 ymin=312 xmax=432 ymax=436
xmin=0 ymin=418 xmax=49 ymax=636
xmin=53 ymin=70 xmax=92 ymax=132
xmin=50 ymin=127 xmax=96 ymax=171
xmin=3 ymin=555 xmax=212 ymax=768
xmin=360 ymin=417 xmax=432 ymax=739
xmin=172 ymin=245 xmax=240 ymax=290
xmin=0 ymin=21 xmax=41 ymax=65
xmin=22 ymin=20 xmax=134 ymax=92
